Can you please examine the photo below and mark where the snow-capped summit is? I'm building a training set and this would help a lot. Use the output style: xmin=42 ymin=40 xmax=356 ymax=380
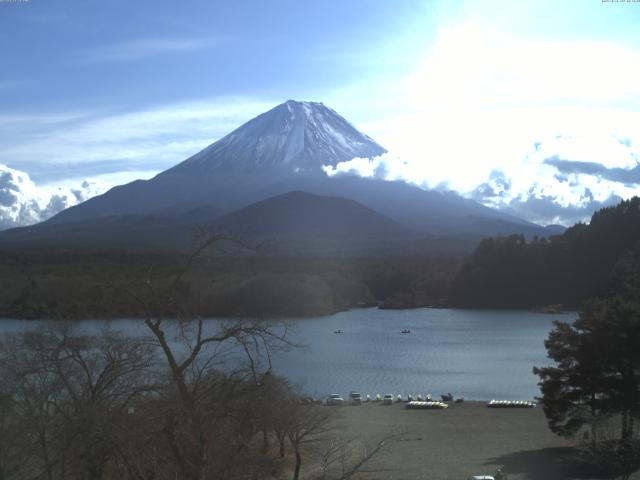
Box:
xmin=167 ymin=100 xmax=386 ymax=175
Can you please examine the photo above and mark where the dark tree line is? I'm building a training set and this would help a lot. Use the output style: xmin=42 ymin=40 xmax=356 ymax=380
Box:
xmin=451 ymin=197 xmax=640 ymax=308
xmin=0 ymin=251 xmax=462 ymax=319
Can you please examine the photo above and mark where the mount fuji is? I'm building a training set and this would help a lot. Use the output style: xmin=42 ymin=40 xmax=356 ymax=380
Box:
xmin=1 ymin=100 xmax=560 ymax=253
xmin=48 ymin=100 xmax=390 ymax=221
xmin=170 ymin=100 xmax=386 ymax=175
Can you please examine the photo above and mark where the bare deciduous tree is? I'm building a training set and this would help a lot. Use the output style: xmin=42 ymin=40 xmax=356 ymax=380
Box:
xmin=113 ymin=234 xmax=295 ymax=479
xmin=0 ymin=235 xmax=401 ymax=480
xmin=285 ymin=403 xmax=334 ymax=480
xmin=0 ymin=324 xmax=157 ymax=479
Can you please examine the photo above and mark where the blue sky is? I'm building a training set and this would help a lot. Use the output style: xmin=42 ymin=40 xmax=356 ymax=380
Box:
xmin=0 ymin=0 xmax=639 ymax=227
xmin=1 ymin=1 xmax=433 ymax=114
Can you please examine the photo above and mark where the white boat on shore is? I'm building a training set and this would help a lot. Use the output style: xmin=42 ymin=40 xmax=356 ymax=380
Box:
xmin=486 ymin=399 xmax=536 ymax=408
xmin=406 ymin=401 xmax=448 ymax=410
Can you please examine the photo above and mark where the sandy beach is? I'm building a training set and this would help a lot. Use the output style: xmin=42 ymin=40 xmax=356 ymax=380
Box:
xmin=326 ymin=401 xmax=638 ymax=480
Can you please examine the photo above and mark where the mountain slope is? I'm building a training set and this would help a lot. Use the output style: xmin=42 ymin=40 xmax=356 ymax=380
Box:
xmin=252 ymin=174 xmax=545 ymax=235
xmin=0 ymin=214 xmax=200 ymax=252
xmin=0 ymin=192 xmax=416 ymax=255
xmin=213 ymin=191 xmax=409 ymax=239
xmin=0 ymin=191 xmax=490 ymax=256
xmin=168 ymin=100 xmax=386 ymax=175
xmin=32 ymin=99 xmax=553 ymax=242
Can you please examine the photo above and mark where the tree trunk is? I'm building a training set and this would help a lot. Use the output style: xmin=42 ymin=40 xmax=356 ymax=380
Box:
xmin=590 ymin=395 xmax=599 ymax=449
xmin=38 ymin=429 xmax=54 ymax=480
xmin=622 ymin=409 xmax=630 ymax=441
xmin=292 ymin=449 xmax=302 ymax=480
xmin=163 ymin=414 xmax=194 ymax=480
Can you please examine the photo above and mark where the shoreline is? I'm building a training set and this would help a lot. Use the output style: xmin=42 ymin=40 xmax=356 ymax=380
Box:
xmin=0 ymin=305 xmax=578 ymax=322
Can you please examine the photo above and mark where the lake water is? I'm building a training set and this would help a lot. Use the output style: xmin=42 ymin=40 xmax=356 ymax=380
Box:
xmin=0 ymin=308 xmax=576 ymax=401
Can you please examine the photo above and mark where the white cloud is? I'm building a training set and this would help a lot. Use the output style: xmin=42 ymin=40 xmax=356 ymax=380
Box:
xmin=0 ymin=164 xmax=109 ymax=230
xmin=324 ymin=121 xmax=640 ymax=225
xmin=368 ymin=20 xmax=640 ymax=192
xmin=323 ymin=154 xmax=398 ymax=180
xmin=76 ymin=37 xmax=219 ymax=63
xmin=326 ymin=17 xmax=640 ymax=225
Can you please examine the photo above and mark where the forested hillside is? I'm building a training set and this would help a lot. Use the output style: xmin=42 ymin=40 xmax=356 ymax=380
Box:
xmin=451 ymin=197 xmax=640 ymax=308
xmin=0 ymin=254 xmax=460 ymax=319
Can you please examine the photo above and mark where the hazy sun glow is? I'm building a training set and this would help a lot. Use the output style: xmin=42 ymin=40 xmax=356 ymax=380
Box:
xmin=347 ymin=15 xmax=640 ymax=224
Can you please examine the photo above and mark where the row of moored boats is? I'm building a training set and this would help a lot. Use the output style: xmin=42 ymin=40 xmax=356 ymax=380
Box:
xmin=486 ymin=400 xmax=536 ymax=408
xmin=406 ymin=401 xmax=449 ymax=409
xmin=326 ymin=393 xmax=537 ymax=409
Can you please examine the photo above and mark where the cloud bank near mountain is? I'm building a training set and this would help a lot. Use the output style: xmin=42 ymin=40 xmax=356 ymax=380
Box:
xmin=467 ymin=132 xmax=640 ymax=225
xmin=325 ymin=130 xmax=640 ymax=226
xmin=0 ymin=164 xmax=108 ymax=230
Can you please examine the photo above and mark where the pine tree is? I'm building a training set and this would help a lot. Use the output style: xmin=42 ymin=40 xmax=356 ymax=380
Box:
xmin=534 ymin=245 xmax=640 ymax=445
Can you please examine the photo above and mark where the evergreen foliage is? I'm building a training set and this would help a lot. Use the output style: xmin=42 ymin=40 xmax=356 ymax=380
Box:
xmin=534 ymin=245 xmax=640 ymax=446
xmin=452 ymin=197 xmax=640 ymax=308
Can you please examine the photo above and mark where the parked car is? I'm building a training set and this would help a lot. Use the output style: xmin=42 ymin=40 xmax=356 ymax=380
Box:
xmin=326 ymin=394 xmax=344 ymax=406
xmin=383 ymin=394 xmax=394 ymax=405
xmin=349 ymin=391 xmax=362 ymax=405
xmin=467 ymin=476 xmax=495 ymax=480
